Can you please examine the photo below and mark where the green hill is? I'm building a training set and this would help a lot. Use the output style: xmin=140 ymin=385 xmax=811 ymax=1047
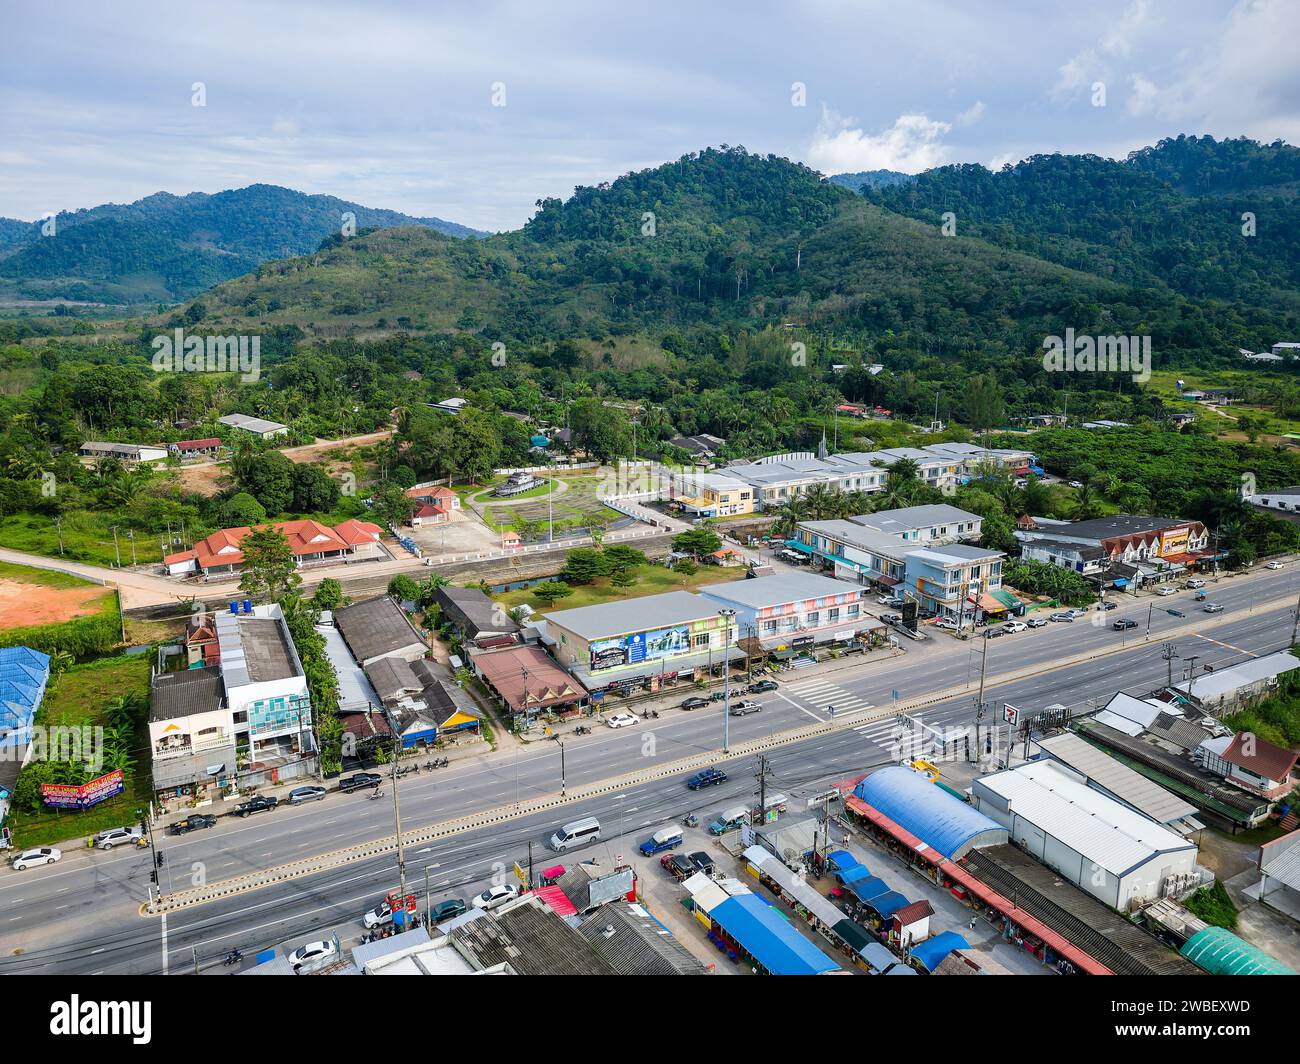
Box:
xmin=865 ymin=135 xmax=1300 ymax=314
xmin=0 ymin=184 xmax=485 ymax=304
xmin=178 ymin=144 xmax=1292 ymax=369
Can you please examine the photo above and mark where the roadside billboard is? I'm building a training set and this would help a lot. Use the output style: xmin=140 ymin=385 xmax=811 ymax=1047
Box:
xmin=41 ymin=769 xmax=124 ymax=809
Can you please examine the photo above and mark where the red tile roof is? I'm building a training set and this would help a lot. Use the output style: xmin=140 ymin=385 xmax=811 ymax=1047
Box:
xmin=186 ymin=520 xmax=380 ymax=570
xmin=891 ymin=900 xmax=935 ymax=926
xmin=405 ymin=485 xmax=456 ymax=501
xmin=1223 ymin=732 xmax=1298 ymax=782
xmin=174 ymin=438 xmax=222 ymax=450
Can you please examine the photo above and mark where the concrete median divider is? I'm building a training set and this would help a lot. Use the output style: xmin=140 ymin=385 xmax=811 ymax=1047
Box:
xmin=142 ymin=588 xmax=1295 ymax=916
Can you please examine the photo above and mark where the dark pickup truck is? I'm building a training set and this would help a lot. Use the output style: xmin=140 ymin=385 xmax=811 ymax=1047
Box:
xmin=168 ymin=814 xmax=217 ymax=836
xmin=233 ymin=795 xmax=278 ymax=818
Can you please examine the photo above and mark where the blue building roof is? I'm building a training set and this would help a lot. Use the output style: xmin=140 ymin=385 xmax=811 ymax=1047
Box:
xmin=711 ymin=894 xmax=840 ymax=975
xmin=845 ymin=875 xmax=889 ymax=904
xmin=854 ymin=766 xmax=1005 ymax=858
xmin=0 ymin=646 xmax=50 ymax=737
xmin=910 ymin=931 xmax=971 ymax=972
xmin=865 ymin=890 xmax=911 ymax=920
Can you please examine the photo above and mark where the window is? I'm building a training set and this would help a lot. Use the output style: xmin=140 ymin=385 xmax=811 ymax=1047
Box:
xmin=693 ymin=633 xmax=710 ymax=649
xmin=828 ymin=608 xmax=840 ymax=623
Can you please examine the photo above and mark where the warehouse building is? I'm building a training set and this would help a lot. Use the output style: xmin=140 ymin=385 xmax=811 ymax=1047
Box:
xmin=1033 ymin=731 xmax=1202 ymax=836
xmin=971 ymin=761 xmax=1202 ymax=910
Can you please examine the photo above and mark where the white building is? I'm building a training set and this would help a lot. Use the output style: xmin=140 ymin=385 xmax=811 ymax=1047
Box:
xmin=149 ymin=603 xmax=313 ymax=800
xmin=971 ymin=760 xmax=1202 ymax=910
xmin=218 ymin=413 xmax=288 ymax=439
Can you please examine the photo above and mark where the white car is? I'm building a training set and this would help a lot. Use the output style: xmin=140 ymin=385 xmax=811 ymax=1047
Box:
xmin=1068 ymin=480 xmax=1083 ymax=489
xmin=363 ymin=900 xmax=395 ymax=928
xmin=475 ymin=883 xmax=519 ymax=910
xmin=934 ymin=619 xmax=960 ymax=631
xmin=605 ymin=712 xmax=640 ymax=729
xmin=1156 ymin=587 xmax=1176 ymax=597
xmin=1267 ymin=561 xmax=1284 ymax=570
xmin=1203 ymin=603 xmax=1224 ymax=614
xmin=1026 ymin=617 xmax=1048 ymax=628
xmin=1002 ymin=621 xmax=1027 ymax=633
xmin=290 ymin=939 xmax=339 ymax=972
xmin=11 ymin=847 xmax=61 ymax=871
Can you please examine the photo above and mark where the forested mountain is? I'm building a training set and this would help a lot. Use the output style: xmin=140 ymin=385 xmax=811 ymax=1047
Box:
xmin=828 ymin=169 xmax=913 ymax=193
xmin=864 ymin=135 xmax=1300 ymax=313
xmin=182 ymin=144 xmax=1295 ymax=371
xmin=0 ymin=184 xmax=485 ymax=303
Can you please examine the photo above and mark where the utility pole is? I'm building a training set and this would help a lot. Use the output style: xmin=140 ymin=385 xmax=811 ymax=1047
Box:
xmin=1185 ymin=656 xmax=1200 ymax=703
xmin=972 ymin=631 xmax=990 ymax=762
xmin=127 ymin=529 xmax=137 ymax=565
xmin=1162 ymin=643 xmax=1179 ymax=688
xmin=54 ymin=516 xmax=64 ymax=555
xmin=755 ymin=755 xmax=769 ymax=826
xmin=110 ymin=525 xmax=121 ymax=567
xmin=559 ymin=738 xmax=566 ymax=796
xmin=719 ymin=608 xmax=736 ymax=753
xmin=1146 ymin=602 xmax=1153 ymax=638
xmin=389 ymin=738 xmax=408 ymax=901
xmin=1291 ymin=588 xmax=1300 ymax=647
xmin=424 ymin=866 xmax=431 ymax=928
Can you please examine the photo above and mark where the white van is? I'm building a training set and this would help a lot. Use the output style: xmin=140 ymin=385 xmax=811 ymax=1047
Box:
xmin=1185 ymin=578 xmax=1205 ymax=589
xmin=550 ymin=816 xmax=602 ymax=852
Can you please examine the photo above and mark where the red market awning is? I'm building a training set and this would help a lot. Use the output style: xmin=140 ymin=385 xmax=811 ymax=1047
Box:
xmin=843 ymin=795 xmax=1111 ymax=975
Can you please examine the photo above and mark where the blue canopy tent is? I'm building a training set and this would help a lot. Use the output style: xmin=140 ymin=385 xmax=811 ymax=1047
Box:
xmin=845 ymin=875 xmax=889 ymax=904
xmin=826 ymin=850 xmax=857 ymax=872
xmin=910 ymin=931 xmax=971 ymax=972
xmin=709 ymin=894 xmax=840 ymax=975
xmin=839 ymin=863 xmax=874 ymax=887
xmin=865 ymin=890 xmax=911 ymax=921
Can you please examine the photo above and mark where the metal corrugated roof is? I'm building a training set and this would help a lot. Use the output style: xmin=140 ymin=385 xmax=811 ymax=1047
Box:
xmin=543 ymin=590 xmax=715 ymax=639
xmin=973 ymin=762 xmax=1195 ymax=876
xmin=1036 ymin=733 xmax=1197 ymax=825
xmin=1173 ymin=650 xmax=1300 ymax=701
xmin=854 ymin=766 xmax=1006 ymax=859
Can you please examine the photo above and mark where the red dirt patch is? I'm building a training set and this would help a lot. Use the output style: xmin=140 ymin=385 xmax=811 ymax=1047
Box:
xmin=0 ymin=577 xmax=111 ymax=628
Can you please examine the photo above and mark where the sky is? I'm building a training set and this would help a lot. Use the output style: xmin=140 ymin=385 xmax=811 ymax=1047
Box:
xmin=1 ymin=0 xmax=1297 ymax=232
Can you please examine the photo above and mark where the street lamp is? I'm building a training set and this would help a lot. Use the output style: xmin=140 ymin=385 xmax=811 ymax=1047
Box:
xmin=718 ymin=608 xmax=736 ymax=753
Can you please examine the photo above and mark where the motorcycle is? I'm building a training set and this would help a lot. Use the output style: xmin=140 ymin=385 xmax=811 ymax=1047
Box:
xmin=574 ymin=725 xmax=591 ymax=736
xmin=648 ymin=709 xmax=660 ymax=719
xmin=368 ymin=789 xmax=386 ymax=801
xmin=222 ymin=949 xmax=243 ymax=966
xmin=683 ymin=813 xmax=699 ymax=828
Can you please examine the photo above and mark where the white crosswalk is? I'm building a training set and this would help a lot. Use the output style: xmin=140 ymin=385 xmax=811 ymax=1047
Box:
xmin=784 ymin=677 xmax=876 ymax=722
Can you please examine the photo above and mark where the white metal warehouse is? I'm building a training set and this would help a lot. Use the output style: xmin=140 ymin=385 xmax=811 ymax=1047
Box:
xmin=971 ymin=761 xmax=1201 ymax=911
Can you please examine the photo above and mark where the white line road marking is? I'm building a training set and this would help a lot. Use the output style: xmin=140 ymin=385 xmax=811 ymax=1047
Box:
xmin=161 ymin=913 xmax=169 ymax=976
xmin=776 ymin=690 xmax=824 ymax=722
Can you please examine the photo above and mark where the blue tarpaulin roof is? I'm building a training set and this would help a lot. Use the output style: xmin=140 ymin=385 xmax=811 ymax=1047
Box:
xmin=845 ymin=875 xmax=889 ymax=903
xmin=865 ymin=890 xmax=911 ymax=920
xmin=827 ymin=850 xmax=857 ymax=871
xmin=711 ymin=894 xmax=840 ymax=975
xmin=839 ymin=863 xmax=873 ymax=886
xmin=910 ymin=931 xmax=971 ymax=972
xmin=854 ymin=766 xmax=1005 ymax=858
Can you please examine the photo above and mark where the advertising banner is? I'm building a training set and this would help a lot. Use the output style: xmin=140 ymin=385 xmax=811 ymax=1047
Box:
xmin=590 ymin=625 xmax=690 ymax=671
xmin=41 ymin=769 xmax=124 ymax=809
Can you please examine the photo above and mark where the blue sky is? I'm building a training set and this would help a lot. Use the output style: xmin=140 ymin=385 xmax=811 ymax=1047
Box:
xmin=1 ymin=0 xmax=1297 ymax=231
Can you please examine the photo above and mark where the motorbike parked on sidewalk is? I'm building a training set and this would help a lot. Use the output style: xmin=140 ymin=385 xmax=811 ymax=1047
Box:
xmin=574 ymin=724 xmax=591 ymax=735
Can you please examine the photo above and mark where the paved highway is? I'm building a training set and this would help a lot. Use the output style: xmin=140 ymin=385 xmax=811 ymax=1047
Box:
xmin=3 ymin=565 xmax=1297 ymax=973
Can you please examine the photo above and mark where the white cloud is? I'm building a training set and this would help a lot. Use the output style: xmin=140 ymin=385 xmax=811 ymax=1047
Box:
xmin=955 ymin=100 xmax=986 ymax=127
xmin=1126 ymin=75 xmax=1158 ymax=116
xmin=1051 ymin=0 xmax=1159 ymax=103
xmin=807 ymin=108 xmax=953 ymax=174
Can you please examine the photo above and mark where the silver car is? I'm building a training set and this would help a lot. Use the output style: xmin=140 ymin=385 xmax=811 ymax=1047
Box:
xmin=287 ymin=786 xmax=327 ymax=805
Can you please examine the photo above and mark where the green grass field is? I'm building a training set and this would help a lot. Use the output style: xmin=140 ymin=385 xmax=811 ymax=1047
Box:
xmin=0 ymin=511 xmax=165 ymax=567
xmin=493 ymin=562 xmax=745 ymax=614
xmin=6 ymin=655 xmax=153 ymax=848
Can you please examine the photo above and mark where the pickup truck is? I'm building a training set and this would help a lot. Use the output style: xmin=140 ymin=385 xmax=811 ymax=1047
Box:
xmin=233 ymin=795 xmax=278 ymax=818
xmin=168 ymin=814 xmax=217 ymax=836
